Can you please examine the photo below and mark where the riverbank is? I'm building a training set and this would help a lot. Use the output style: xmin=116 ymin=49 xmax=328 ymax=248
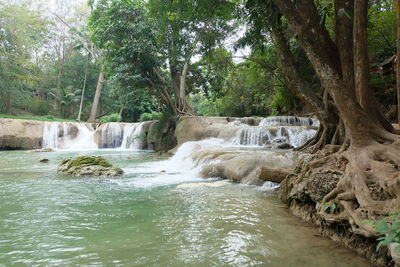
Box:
xmin=278 ymin=149 xmax=394 ymax=266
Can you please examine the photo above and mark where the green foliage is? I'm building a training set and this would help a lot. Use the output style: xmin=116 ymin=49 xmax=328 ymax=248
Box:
xmin=97 ymin=113 xmax=122 ymax=123
xmin=323 ymin=202 xmax=337 ymax=214
xmin=367 ymin=211 xmax=400 ymax=251
xmin=188 ymin=94 xmax=221 ymax=116
xmin=89 ymin=0 xmax=237 ymax=115
xmin=140 ymin=112 xmax=163 ymax=122
xmin=0 ymin=2 xmax=49 ymax=112
xmin=368 ymin=1 xmax=396 ymax=61
xmin=26 ymin=98 xmax=53 ymax=115
xmin=0 ymin=114 xmax=74 ymax=122
xmin=271 ymin=85 xmax=297 ymax=115
xmin=67 ymin=156 xmax=112 ymax=168
xmin=155 ymin=111 xmax=176 ymax=134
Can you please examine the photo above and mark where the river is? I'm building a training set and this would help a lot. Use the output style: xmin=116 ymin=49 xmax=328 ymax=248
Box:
xmin=0 ymin=149 xmax=369 ymax=266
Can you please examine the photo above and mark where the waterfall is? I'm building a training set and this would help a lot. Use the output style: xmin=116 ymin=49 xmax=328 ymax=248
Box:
xmin=120 ymin=122 xmax=145 ymax=149
xmin=42 ymin=121 xmax=149 ymax=150
xmin=101 ymin=123 xmax=123 ymax=148
xmin=42 ymin=122 xmax=59 ymax=148
xmin=64 ymin=124 xmax=98 ymax=150
xmin=229 ymin=116 xmax=319 ymax=148
xmin=63 ymin=122 xmax=70 ymax=147
xmin=259 ymin=116 xmax=319 ymax=127
xmin=231 ymin=127 xmax=273 ymax=146
xmin=285 ymin=127 xmax=318 ymax=148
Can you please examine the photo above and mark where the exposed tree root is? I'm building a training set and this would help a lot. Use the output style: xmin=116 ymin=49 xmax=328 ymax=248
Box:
xmin=280 ymin=137 xmax=400 ymax=264
xmin=317 ymin=137 xmax=400 ymax=238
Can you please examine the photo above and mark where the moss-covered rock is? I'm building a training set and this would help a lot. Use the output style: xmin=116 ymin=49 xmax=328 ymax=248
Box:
xmin=58 ymin=156 xmax=123 ymax=177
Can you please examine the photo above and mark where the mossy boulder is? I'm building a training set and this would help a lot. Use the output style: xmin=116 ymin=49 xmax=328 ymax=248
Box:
xmin=57 ymin=156 xmax=123 ymax=177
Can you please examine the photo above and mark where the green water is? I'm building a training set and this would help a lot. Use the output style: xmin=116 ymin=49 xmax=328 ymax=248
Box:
xmin=0 ymin=150 xmax=369 ymax=266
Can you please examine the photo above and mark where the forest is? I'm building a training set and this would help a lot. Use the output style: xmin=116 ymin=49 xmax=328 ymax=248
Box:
xmin=2 ymin=0 xmax=395 ymax=123
xmin=1 ymin=0 xmax=400 ymax=265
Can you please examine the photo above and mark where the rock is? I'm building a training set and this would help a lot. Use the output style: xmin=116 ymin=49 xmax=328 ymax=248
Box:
xmin=275 ymin=143 xmax=294 ymax=149
xmin=39 ymin=158 xmax=49 ymax=163
xmin=195 ymin=147 xmax=296 ymax=186
xmin=57 ymin=156 xmax=124 ymax=177
xmin=32 ymin=148 xmax=55 ymax=153
xmin=174 ymin=116 xmax=239 ymax=147
xmin=255 ymin=166 xmax=294 ymax=183
xmin=0 ymin=118 xmax=44 ymax=150
xmin=389 ymin=243 xmax=400 ymax=266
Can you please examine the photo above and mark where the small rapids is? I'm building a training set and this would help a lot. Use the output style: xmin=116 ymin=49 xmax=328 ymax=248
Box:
xmin=42 ymin=121 xmax=148 ymax=150
xmin=230 ymin=116 xmax=318 ymax=148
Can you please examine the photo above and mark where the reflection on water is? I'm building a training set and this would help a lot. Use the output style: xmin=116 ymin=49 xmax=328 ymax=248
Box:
xmin=0 ymin=150 xmax=369 ymax=266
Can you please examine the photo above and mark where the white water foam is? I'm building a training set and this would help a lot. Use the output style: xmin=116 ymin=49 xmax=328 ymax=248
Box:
xmin=259 ymin=116 xmax=319 ymax=127
xmin=64 ymin=124 xmax=98 ymax=150
xmin=229 ymin=116 xmax=319 ymax=148
xmin=120 ymin=123 xmax=144 ymax=149
xmin=42 ymin=121 xmax=147 ymax=150
xmin=43 ymin=122 xmax=59 ymax=148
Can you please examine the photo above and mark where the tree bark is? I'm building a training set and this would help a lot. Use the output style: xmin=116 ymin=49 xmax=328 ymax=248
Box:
xmin=270 ymin=18 xmax=340 ymax=149
xmin=170 ymin=63 xmax=181 ymax=100
xmin=77 ymin=54 xmax=90 ymax=121
xmin=2 ymin=93 xmax=11 ymax=115
xmin=118 ymin=103 xmax=124 ymax=118
xmin=179 ymin=62 xmax=189 ymax=99
xmin=87 ymin=71 xmax=104 ymax=123
xmin=353 ymin=0 xmax=394 ymax=132
xmin=274 ymin=0 xmax=391 ymax=147
xmin=335 ymin=0 xmax=355 ymax=99
xmin=275 ymin=0 xmax=400 ymax=240
xmin=397 ymin=0 xmax=400 ymax=124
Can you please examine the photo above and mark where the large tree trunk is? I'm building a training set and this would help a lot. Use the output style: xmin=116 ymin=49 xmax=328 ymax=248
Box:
xmin=275 ymin=0 xmax=400 ymax=240
xmin=275 ymin=0 xmax=391 ymax=146
xmin=335 ymin=0 xmax=355 ymax=98
xmin=87 ymin=71 xmax=104 ymax=123
xmin=270 ymin=17 xmax=340 ymax=151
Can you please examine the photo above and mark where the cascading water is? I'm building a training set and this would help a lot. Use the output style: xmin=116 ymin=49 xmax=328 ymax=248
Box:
xmin=286 ymin=127 xmax=318 ymax=148
xmin=231 ymin=127 xmax=273 ymax=146
xmin=120 ymin=123 xmax=144 ymax=149
xmin=41 ymin=121 xmax=148 ymax=150
xmin=230 ymin=116 xmax=319 ymax=148
xmin=42 ymin=122 xmax=59 ymax=148
xmin=101 ymin=123 xmax=123 ymax=148
xmin=62 ymin=122 xmax=70 ymax=147
xmin=259 ymin=116 xmax=319 ymax=127
xmin=65 ymin=124 xmax=98 ymax=150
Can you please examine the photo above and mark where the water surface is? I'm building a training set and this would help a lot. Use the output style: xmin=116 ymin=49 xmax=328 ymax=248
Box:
xmin=0 ymin=150 xmax=369 ymax=266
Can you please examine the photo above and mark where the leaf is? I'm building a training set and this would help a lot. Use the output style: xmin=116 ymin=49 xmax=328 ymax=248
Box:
xmin=323 ymin=203 xmax=330 ymax=212
xmin=330 ymin=203 xmax=337 ymax=213
xmin=375 ymin=220 xmax=391 ymax=234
